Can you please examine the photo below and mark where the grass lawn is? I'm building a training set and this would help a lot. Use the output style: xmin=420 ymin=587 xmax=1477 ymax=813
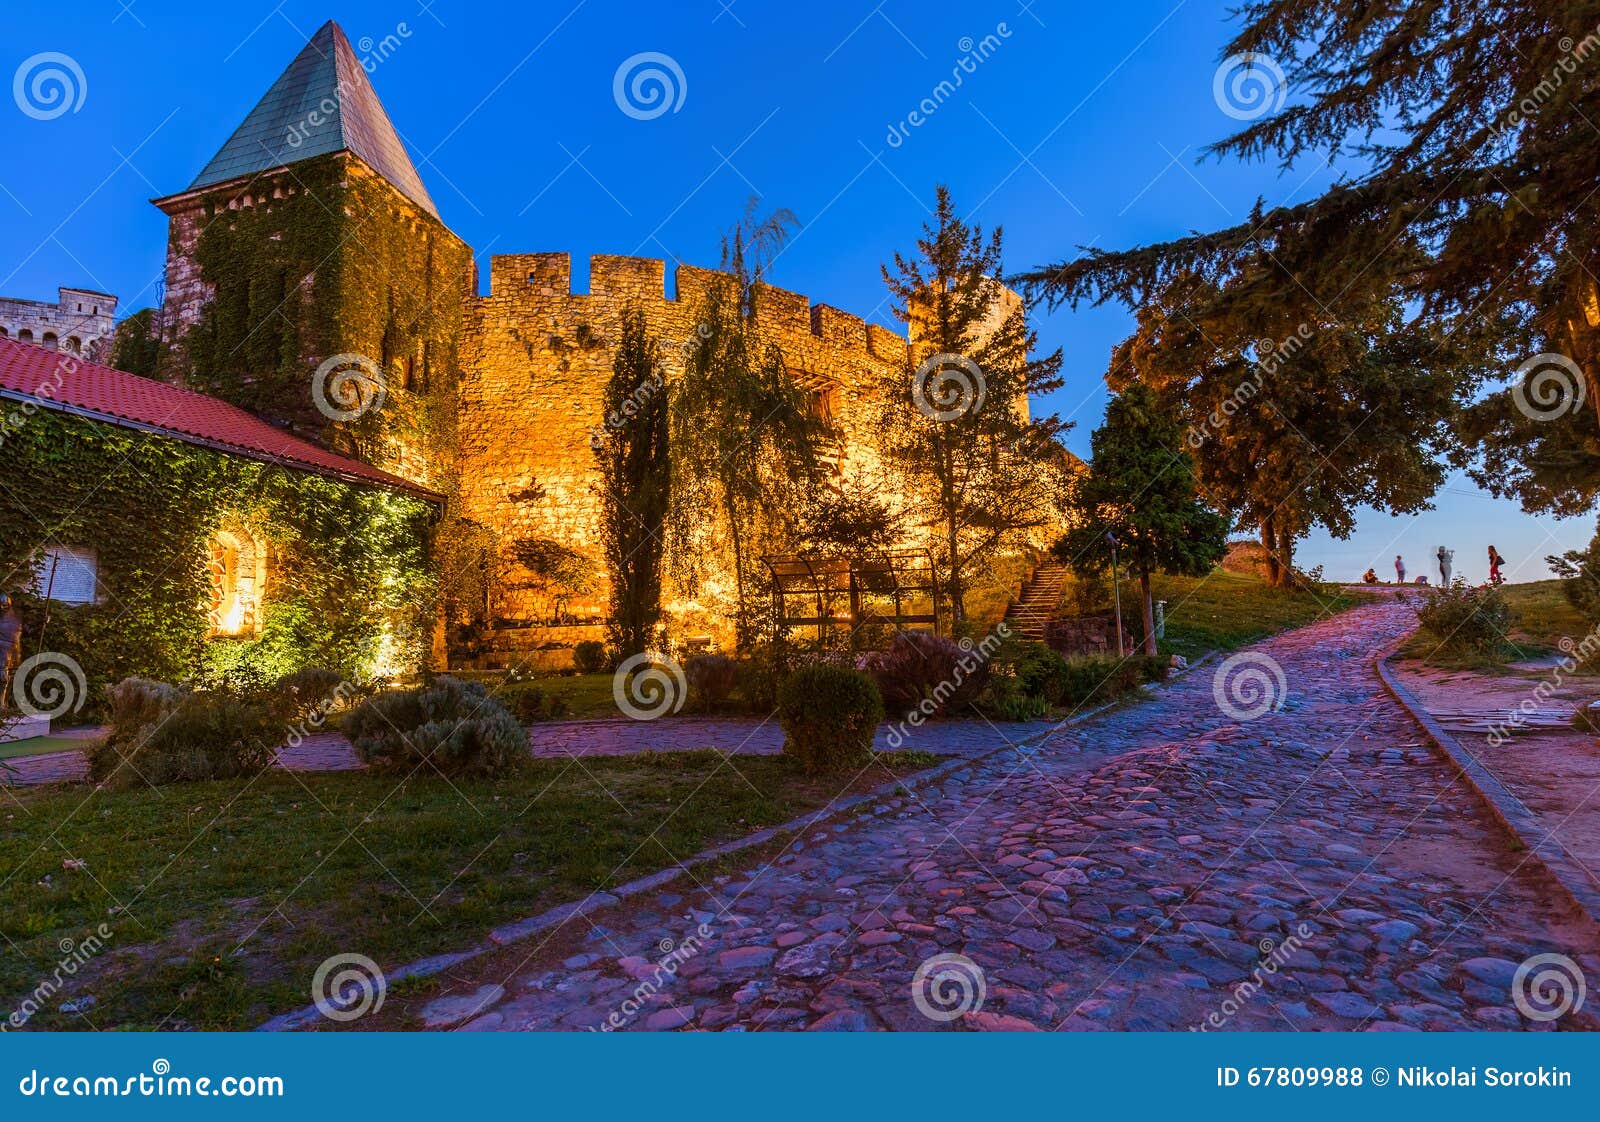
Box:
xmin=0 ymin=736 xmax=87 ymax=761
xmin=534 ymin=672 xmax=629 ymax=719
xmin=1154 ymin=569 xmax=1368 ymax=660
xmin=1500 ymin=579 xmax=1592 ymax=655
xmin=0 ymin=749 xmax=939 ymax=1031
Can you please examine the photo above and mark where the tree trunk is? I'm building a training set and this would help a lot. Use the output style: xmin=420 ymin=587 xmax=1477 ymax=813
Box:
xmin=1260 ymin=517 xmax=1283 ymax=587
xmin=1138 ymin=570 xmax=1157 ymax=656
xmin=946 ymin=511 xmax=964 ymax=626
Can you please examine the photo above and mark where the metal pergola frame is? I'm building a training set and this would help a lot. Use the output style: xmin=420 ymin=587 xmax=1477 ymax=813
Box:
xmin=762 ymin=549 xmax=941 ymax=642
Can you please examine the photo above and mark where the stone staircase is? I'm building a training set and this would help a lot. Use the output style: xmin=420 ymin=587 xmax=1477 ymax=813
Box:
xmin=1003 ymin=561 xmax=1069 ymax=640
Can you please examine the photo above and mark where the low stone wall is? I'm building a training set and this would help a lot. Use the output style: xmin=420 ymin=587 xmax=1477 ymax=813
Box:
xmin=1044 ymin=614 xmax=1116 ymax=659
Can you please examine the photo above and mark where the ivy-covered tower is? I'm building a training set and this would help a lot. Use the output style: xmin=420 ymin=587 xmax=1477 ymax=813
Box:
xmin=151 ymin=20 xmax=473 ymax=490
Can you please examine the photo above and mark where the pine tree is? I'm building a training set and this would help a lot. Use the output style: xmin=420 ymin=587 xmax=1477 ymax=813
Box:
xmin=1016 ymin=1 xmax=1600 ymax=514
xmin=595 ymin=308 xmax=670 ymax=658
xmin=1056 ymin=384 xmax=1229 ymax=653
xmin=876 ymin=185 xmax=1068 ymax=623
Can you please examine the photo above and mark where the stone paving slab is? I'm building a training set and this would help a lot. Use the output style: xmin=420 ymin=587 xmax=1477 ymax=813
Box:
xmin=2 ymin=716 xmax=1059 ymax=787
xmin=367 ymin=601 xmax=1600 ymax=1033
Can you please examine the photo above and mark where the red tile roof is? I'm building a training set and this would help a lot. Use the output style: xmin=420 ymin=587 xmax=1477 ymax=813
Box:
xmin=0 ymin=336 xmax=440 ymax=502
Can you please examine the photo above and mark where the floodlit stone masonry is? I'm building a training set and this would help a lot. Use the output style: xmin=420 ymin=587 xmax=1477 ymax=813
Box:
xmin=458 ymin=253 xmax=915 ymax=637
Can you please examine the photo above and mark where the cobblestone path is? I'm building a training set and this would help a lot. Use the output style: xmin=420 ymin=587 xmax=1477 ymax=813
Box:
xmin=407 ymin=601 xmax=1598 ymax=1032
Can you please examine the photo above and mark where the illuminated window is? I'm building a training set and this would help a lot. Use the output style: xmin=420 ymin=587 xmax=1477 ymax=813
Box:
xmin=208 ymin=526 xmax=266 ymax=636
xmin=32 ymin=547 xmax=98 ymax=605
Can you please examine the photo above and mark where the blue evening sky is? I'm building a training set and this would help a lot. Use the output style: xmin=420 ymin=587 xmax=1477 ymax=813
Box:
xmin=2 ymin=0 xmax=1591 ymax=584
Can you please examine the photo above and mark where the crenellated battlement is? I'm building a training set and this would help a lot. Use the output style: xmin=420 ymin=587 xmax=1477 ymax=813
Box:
xmin=478 ymin=253 xmax=908 ymax=365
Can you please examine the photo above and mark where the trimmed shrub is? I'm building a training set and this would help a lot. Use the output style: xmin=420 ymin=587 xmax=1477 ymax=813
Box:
xmin=685 ymin=653 xmax=738 ymax=711
xmin=1414 ymin=583 xmax=1512 ymax=657
xmin=269 ymin=666 xmax=352 ymax=723
xmin=778 ymin=663 xmax=884 ymax=774
xmin=572 ymin=640 xmax=610 ymax=675
xmin=861 ymin=631 xmax=990 ymax=720
xmin=104 ymin=676 xmax=186 ymax=732
xmin=347 ymin=676 xmax=528 ymax=777
xmin=500 ymin=681 xmax=568 ymax=723
xmin=90 ymin=683 xmax=275 ymax=789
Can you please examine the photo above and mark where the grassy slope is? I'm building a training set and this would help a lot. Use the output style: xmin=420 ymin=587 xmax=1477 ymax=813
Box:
xmin=1500 ymin=579 xmax=1592 ymax=654
xmin=0 ymin=750 xmax=936 ymax=1031
xmin=1153 ymin=569 xmax=1367 ymax=660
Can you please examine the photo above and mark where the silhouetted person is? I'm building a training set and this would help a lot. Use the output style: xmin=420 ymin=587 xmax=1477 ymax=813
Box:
xmin=1437 ymin=546 xmax=1453 ymax=587
xmin=1394 ymin=555 xmax=1406 ymax=584
xmin=1362 ymin=568 xmax=1379 ymax=584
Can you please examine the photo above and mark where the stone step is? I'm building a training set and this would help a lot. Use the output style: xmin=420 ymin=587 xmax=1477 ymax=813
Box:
xmin=0 ymin=714 xmax=51 ymax=743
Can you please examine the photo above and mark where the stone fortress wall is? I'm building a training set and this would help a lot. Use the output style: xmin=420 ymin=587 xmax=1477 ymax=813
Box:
xmin=458 ymin=252 xmax=917 ymax=643
xmin=0 ymin=287 xmax=118 ymax=360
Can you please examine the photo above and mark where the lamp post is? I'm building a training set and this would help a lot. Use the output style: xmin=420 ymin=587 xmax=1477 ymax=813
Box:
xmin=1106 ymin=532 xmax=1125 ymax=658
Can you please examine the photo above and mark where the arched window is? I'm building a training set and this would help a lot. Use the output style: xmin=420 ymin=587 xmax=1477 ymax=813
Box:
xmin=208 ymin=525 xmax=266 ymax=636
xmin=0 ymin=327 xmax=9 ymax=337
xmin=65 ymin=336 xmax=81 ymax=354
xmin=18 ymin=329 xmax=33 ymax=343
xmin=42 ymin=332 xmax=58 ymax=350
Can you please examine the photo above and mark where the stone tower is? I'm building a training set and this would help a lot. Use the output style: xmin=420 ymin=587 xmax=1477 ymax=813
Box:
xmin=151 ymin=20 xmax=473 ymax=489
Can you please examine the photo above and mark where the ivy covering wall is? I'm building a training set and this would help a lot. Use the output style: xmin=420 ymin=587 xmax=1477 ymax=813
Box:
xmin=0 ymin=409 xmax=437 ymax=700
xmin=169 ymin=153 xmax=473 ymax=493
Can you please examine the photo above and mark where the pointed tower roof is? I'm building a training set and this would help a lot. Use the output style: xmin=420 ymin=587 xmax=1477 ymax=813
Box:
xmin=184 ymin=21 xmax=438 ymax=217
